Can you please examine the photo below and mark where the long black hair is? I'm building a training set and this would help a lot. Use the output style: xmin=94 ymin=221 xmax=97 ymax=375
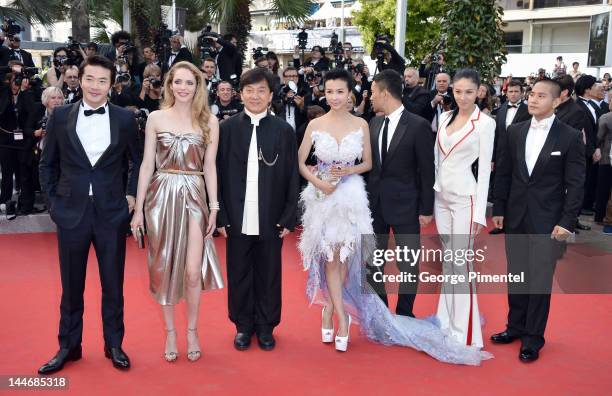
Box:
xmin=447 ymin=68 xmax=481 ymax=125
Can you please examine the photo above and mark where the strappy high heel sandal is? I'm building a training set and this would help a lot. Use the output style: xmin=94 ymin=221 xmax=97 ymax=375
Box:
xmin=187 ymin=328 xmax=201 ymax=362
xmin=164 ymin=328 xmax=178 ymax=362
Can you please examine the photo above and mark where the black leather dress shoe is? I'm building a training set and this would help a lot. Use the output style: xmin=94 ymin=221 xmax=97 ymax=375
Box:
xmin=257 ymin=333 xmax=276 ymax=351
xmin=490 ymin=331 xmax=519 ymax=344
xmin=38 ymin=346 xmax=82 ymax=375
xmin=489 ymin=227 xmax=505 ymax=235
xmin=104 ymin=346 xmax=130 ymax=370
xmin=576 ymin=222 xmax=591 ymax=231
xmin=234 ymin=333 xmax=252 ymax=351
xmin=519 ymin=348 xmax=539 ymax=362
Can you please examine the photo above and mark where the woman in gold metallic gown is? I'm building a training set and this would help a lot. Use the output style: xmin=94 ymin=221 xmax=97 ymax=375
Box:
xmin=131 ymin=61 xmax=223 ymax=362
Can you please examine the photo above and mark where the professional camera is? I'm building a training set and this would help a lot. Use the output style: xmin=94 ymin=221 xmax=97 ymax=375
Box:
xmin=372 ymin=34 xmax=390 ymax=60
xmin=305 ymin=68 xmax=323 ymax=85
xmin=349 ymin=62 xmax=364 ymax=75
xmin=2 ymin=17 xmax=23 ymax=38
xmin=66 ymin=36 xmax=82 ymax=53
xmin=280 ymin=81 xmax=299 ymax=106
xmin=154 ymin=23 xmax=173 ymax=60
xmin=228 ymin=74 xmax=240 ymax=91
xmin=37 ymin=116 xmax=48 ymax=132
xmin=197 ymin=25 xmax=220 ymax=59
xmin=252 ymin=47 xmax=268 ymax=61
xmin=116 ymin=71 xmax=131 ymax=84
xmin=442 ymin=93 xmax=453 ymax=106
xmin=13 ymin=67 xmax=39 ymax=86
xmin=328 ymin=32 xmax=345 ymax=68
xmin=297 ymin=28 xmax=308 ymax=51
xmin=148 ymin=77 xmax=162 ymax=89
xmin=431 ymin=53 xmax=442 ymax=63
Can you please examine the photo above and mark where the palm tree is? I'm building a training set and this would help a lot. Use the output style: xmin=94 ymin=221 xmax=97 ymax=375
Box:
xmin=0 ymin=0 xmax=64 ymax=28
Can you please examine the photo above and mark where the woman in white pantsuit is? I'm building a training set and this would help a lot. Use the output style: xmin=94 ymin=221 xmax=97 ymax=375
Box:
xmin=434 ymin=69 xmax=496 ymax=348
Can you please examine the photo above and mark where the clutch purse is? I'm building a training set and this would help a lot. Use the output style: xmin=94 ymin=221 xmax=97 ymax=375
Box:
xmin=136 ymin=226 xmax=145 ymax=249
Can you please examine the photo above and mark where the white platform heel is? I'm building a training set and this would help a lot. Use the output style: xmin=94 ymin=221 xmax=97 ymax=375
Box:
xmin=335 ymin=314 xmax=352 ymax=352
xmin=321 ymin=306 xmax=334 ymax=343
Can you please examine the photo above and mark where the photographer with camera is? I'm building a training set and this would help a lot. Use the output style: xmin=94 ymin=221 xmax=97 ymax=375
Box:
xmin=419 ymin=52 xmax=446 ymax=90
xmin=429 ymin=72 xmax=456 ymax=132
xmin=0 ymin=34 xmax=34 ymax=68
xmin=45 ymin=47 xmax=70 ymax=89
xmin=163 ymin=34 xmax=193 ymax=74
xmin=136 ymin=46 xmax=161 ymax=83
xmin=16 ymin=87 xmax=63 ymax=214
xmin=210 ymin=80 xmax=243 ymax=121
xmin=370 ymin=35 xmax=405 ymax=75
xmin=62 ymin=65 xmax=82 ymax=104
xmin=0 ymin=66 xmax=38 ymax=212
xmin=303 ymin=66 xmax=328 ymax=112
xmin=106 ymin=30 xmax=139 ymax=80
xmin=198 ymin=29 xmax=241 ymax=81
xmin=110 ymin=60 xmax=137 ymax=108
xmin=273 ymin=67 xmax=306 ymax=131
xmin=298 ymin=45 xmax=330 ymax=77
xmin=403 ymin=66 xmax=432 ymax=121
xmin=136 ymin=64 xmax=162 ymax=113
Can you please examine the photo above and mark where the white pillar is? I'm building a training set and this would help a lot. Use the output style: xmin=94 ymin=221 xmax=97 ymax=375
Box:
xmin=340 ymin=0 xmax=345 ymax=42
xmin=122 ymin=0 xmax=131 ymax=32
xmin=394 ymin=0 xmax=407 ymax=57
xmin=171 ymin=0 xmax=176 ymax=31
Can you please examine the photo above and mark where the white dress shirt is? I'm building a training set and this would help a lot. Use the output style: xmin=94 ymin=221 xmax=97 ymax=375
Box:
xmin=242 ymin=109 xmax=268 ymax=235
xmin=285 ymin=105 xmax=296 ymax=131
xmin=578 ymin=97 xmax=597 ymax=123
xmin=525 ymin=114 xmax=555 ymax=176
xmin=505 ymin=101 xmax=521 ymax=128
xmin=76 ymin=100 xmax=111 ymax=194
xmin=378 ymin=104 xmax=404 ymax=159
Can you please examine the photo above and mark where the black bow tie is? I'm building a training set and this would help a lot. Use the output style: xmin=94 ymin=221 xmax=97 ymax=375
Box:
xmin=508 ymin=104 xmax=519 ymax=109
xmin=84 ymin=107 xmax=106 ymax=117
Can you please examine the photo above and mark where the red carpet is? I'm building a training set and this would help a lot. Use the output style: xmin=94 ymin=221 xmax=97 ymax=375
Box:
xmin=0 ymin=232 xmax=610 ymax=395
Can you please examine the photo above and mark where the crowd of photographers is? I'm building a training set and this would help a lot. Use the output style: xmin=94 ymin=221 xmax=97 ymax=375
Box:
xmin=0 ymin=17 xmax=610 ymax=233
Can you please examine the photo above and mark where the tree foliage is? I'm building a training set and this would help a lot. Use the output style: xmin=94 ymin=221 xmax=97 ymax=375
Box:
xmin=353 ymin=0 xmax=444 ymax=66
xmin=441 ymin=0 xmax=507 ymax=83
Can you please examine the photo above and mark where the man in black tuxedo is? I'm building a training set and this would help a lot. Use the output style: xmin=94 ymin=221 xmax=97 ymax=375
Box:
xmin=402 ymin=67 xmax=432 ymax=121
xmin=575 ymin=75 xmax=599 ymax=215
xmin=274 ymin=67 xmax=307 ymax=132
xmin=0 ymin=35 xmax=35 ymax=67
xmin=62 ymin=65 xmax=83 ymax=104
xmin=491 ymin=79 xmax=585 ymax=363
xmin=490 ymin=80 xmax=531 ymax=235
xmin=211 ymin=33 xmax=243 ymax=82
xmin=216 ymin=68 xmax=299 ymax=351
xmin=163 ymin=35 xmax=193 ymax=75
xmin=38 ymin=55 xmax=142 ymax=375
xmin=366 ymin=69 xmax=435 ymax=317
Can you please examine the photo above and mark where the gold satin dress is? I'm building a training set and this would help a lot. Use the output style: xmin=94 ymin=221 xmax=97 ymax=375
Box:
xmin=145 ymin=131 xmax=224 ymax=305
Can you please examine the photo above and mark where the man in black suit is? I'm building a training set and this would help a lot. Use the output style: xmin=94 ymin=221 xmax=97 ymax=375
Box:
xmin=428 ymin=73 xmax=456 ymax=133
xmin=274 ymin=67 xmax=307 ymax=132
xmin=490 ymin=79 xmax=531 ymax=235
xmin=62 ymin=65 xmax=83 ymax=104
xmin=491 ymin=79 xmax=585 ymax=363
xmin=0 ymin=35 xmax=35 ymax=67
xmin=366 ymin=69 xmax=435 ymax=317
xmin=198 ymin=33 xmax=243 ymax=82
xmin=163 ymin=35 xmax=193 ymax=75
xmin=575 ymin=75 xmax=599 ymax=215
xmin=104 ymin=30 xmax=131 ymax=63
xmin=216 ymin=68 xmax=299 ymax=351
xmin=402 ymin=66 xmax=432 ymax=121
xmin=38 ymin=55 xmax=142 ymax=375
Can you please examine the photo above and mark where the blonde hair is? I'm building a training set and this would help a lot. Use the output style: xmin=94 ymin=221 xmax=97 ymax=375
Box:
xmin=143 ymin=63 xmax=161 ymax=79
xmin=41 ymin=86 xmax=63 ymax=106
xmin=161 ymin=61 xmax=211 ymax=143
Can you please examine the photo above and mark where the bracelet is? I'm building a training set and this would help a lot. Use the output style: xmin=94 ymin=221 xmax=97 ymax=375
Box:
xmin=209 ymin=201 xmax=220 ymax=211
